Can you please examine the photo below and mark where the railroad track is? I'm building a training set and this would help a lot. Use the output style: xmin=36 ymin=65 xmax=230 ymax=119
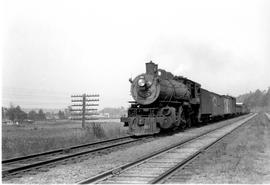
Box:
xmin=2 ymin=136 xmax=147 ymax=179
xmin=78 ymin=113 xmax=256 ymax=184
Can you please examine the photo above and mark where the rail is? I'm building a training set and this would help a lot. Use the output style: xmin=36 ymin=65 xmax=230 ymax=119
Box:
xmin=2 ymin=136 xmax=143 ymax=178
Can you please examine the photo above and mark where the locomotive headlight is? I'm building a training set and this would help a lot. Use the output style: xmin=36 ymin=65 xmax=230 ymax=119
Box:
xmin=138 ymin=78 xmax=146 ymax=87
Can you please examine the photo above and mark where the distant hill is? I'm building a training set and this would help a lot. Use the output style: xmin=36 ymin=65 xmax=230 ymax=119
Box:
xmin=236 ymin=87 xmax=270 ymax=111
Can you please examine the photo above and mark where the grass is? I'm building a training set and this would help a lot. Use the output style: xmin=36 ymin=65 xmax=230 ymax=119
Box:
xmin=2 ymin=119 xmax=128 ymax=160
xmin=179 ymin=112 xmax=270 ymax=183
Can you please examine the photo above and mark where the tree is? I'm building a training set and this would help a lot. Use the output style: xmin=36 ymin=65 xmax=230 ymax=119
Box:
xmin=28 ymin=110 xmax=38 ymax=120
xmin=6 ymin=107 xmax=16 ymax=122
xmin=16 ymin=106 xmax=27 ymax=122
xmin=266 ymin=87 xmax=270 ymax=107
xmin=37 ymin=109 xmax=46 ymax=120
xmin=58 ymin=110 xmax=65 ymax=120
xmin=237 ymin=87 xmax=270 ymax=109
xmin=6 ymin=105 xmax=27 ymax=123
xmin=2 ymin=107 xmax=8 ymax=120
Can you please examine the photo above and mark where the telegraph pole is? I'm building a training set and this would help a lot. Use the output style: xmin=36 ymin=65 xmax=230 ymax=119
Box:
xmin=82 ymin=94 xmax=86 ymax=128
xmin=71 ymin=94 xmax=99 ymax=129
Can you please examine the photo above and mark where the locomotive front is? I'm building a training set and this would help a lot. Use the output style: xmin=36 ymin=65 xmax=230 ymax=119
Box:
xmin=131 ymin=62 xmax=190 ymax=105
xmin=121 ymin=61 xmax=192 ymax=136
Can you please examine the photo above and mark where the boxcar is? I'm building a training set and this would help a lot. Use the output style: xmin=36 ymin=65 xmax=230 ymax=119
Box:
xmin=236 ymin=103 xmax=243 ymax=115
xmin=200 ymin=89 xmax=224 ymax=121
xmin=222 ymin=95 xmax=236 ymax=116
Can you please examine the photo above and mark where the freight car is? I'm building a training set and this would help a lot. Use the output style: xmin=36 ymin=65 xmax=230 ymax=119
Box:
xmin=236 ymin=102 xmax=250 ymax=115
xmin=199 ymin=89 xmax=236 ymax=122
xmin=121 ymin=61 xmax=247 ymax=136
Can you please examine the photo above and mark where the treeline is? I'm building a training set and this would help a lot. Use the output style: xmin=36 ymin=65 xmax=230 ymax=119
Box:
xmin=2 ymin=106 xmax=47 ymax=123
xmin=237 ymin=87 xmax=270 ymax=109
xmin=2 ymin=105 xmax=67 ymax=123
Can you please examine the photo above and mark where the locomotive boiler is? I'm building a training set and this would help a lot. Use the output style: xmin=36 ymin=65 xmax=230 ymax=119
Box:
xmin=131 ymin=62 xmax=191 ymax=105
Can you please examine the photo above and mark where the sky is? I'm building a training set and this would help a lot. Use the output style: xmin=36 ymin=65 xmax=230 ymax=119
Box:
xmin=1 ymin=0 xmax=270 ymax=110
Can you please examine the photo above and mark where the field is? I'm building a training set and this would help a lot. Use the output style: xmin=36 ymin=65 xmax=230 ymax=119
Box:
xmin=2 ymin=119 xmax=128 ymax=160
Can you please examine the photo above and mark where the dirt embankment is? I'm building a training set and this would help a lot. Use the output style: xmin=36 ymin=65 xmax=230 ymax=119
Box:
xmin=175 ymin=113 xmax=270 ymax=183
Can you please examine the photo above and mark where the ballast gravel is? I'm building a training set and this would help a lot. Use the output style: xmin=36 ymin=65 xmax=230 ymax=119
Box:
xmin=4 ymin=115 xmax=250 ymax=184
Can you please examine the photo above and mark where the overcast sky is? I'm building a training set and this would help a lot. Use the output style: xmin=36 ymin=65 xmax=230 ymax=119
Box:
xmin=2 ymin=0 xmax=270 ymax=109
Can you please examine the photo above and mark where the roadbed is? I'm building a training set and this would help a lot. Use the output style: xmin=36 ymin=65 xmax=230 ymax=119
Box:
xmin=167 ymin=112 xmax=270 ymax=183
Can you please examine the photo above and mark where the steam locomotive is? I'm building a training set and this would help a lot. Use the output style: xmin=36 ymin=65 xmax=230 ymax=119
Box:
xmin=121 ymin=61 xmax=249 ymax=136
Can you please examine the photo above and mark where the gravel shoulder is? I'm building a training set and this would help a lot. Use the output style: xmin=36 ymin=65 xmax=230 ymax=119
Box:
xmin=3 ymin=114 xmax=251 ymax=184
xmin=169 ymin=112 xmax=270 ymax=184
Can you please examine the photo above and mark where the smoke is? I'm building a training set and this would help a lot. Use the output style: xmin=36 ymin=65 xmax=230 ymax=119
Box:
xmin=149 ymin=38 xmax=266 ymax=96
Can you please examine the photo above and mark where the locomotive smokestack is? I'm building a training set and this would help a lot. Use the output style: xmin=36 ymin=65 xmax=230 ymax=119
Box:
xmin=146 ymin=61 xmax=158 ymax=75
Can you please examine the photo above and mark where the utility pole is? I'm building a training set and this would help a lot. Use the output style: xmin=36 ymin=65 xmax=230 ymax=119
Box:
xmin=71 ymin=94 xmax=99 ymax=128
